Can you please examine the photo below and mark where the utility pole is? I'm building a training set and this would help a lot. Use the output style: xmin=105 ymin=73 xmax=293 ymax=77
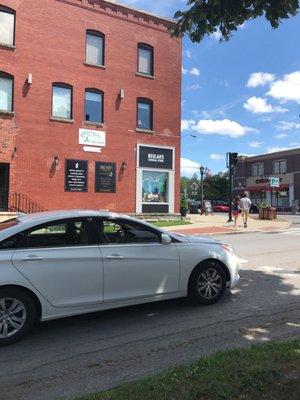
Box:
xmin=227 ymin=152 xmax=238 ymax=222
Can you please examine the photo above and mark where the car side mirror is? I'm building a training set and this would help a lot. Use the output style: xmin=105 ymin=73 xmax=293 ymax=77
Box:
xmin=161 ymin=234 xmax=172 ymax=245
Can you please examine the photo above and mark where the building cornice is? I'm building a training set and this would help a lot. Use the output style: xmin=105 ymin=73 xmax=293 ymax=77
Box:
xmin=56 ymin=0 xmax=177 ymax=33
xmin=238 ymin=147 xmax=300 ymax=162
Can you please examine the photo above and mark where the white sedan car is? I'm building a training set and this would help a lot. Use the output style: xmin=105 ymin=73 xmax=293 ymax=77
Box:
xmin=0 ymin=210 xmax=240 ymax=345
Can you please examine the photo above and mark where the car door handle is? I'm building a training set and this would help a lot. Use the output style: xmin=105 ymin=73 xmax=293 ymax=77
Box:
xmin=106 ymin=255 xmax=125 ymax=259
xmin=21 ymin=256 xmax=43 ymax=261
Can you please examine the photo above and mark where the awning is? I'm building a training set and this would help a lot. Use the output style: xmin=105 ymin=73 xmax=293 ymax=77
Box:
xmin=246 ymin=184 xmax=290 ymax=192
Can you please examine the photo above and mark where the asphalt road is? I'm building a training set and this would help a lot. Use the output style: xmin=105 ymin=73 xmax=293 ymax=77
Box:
xmin=1 ymin=216 xmax=299 ymax=400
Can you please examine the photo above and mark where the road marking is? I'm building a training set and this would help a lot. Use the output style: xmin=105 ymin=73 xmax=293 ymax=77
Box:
xmin=258 ymin=265 xmax=299 ymax=277
xmin=280 ymin=228 xmax=300 ymax=236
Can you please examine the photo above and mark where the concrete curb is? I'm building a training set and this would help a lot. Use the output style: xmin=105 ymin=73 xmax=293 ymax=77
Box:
xmin=168 ymin=218 xmax=292 ymax=237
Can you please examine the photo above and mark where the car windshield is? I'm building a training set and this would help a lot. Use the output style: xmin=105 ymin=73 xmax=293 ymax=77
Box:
xmin=0 ymin=218 xmax=20 ymax=231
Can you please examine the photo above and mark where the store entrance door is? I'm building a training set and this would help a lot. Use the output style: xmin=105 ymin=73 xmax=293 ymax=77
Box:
xmin=0 ymin=163 xmax=9 ymax=211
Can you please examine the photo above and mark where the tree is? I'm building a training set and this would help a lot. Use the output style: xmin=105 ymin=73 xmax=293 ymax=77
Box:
xmin=180 ymin=172 xmax=228 ymax=202
xmin=172 ymin=0 xmax=299 ymax=42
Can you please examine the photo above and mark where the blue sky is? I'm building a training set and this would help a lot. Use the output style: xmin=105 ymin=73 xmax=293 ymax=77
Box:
xmin=120 ymin=0 xmax=300 ymax=176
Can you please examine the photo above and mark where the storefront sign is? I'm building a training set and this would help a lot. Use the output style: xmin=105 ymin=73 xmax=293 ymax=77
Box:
xmin=65 ymin=159 xmax=88 ymax=192
xmin=255 ymin=178 xmax=282 ymax=185
xmin=79 ymin=129 xmax=106 ymax=147
xmin=270 ymin=177 xmax=280 ymax=188
xmin=139 ymin=146 xmax=173 ymax=170
xmin=95 ymin=162 xmax=116 ymax=193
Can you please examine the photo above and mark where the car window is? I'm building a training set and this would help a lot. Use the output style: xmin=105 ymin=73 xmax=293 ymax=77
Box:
xmin=97 ymin=219 xmax=161 ymax=245
xmin=0 ymin=234 xmax=23 ymax=250
xmin=17 ymin=218 xmax=92 ymax=249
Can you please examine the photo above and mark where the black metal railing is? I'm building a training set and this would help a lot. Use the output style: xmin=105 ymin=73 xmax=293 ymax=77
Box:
xmin=9 ymin=193 xmax=47 ymax=214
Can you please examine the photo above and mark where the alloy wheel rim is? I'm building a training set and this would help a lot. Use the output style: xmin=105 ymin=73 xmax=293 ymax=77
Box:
xmin=197 ymin=268 xmax=222 ymax=299
xmin=0 ymin=298 xmax=27 ymax=338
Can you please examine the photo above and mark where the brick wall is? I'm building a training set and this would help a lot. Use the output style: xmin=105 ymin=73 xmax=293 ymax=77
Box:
xmin=0 ymin=0 xmax=182 ymax=213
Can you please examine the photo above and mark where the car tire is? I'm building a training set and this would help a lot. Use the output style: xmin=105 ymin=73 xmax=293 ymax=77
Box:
xmin=188 ymin=261 xmax=227 ymax=305
xmin=0 ymin=288 xmax=37 ymax=346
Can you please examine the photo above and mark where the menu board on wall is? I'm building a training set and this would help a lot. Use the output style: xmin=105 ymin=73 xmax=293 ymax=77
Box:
xmin=95 ymin=162 xmax=116 ymax=193
xmin=65 ymin=159 xmax=88 ymax=192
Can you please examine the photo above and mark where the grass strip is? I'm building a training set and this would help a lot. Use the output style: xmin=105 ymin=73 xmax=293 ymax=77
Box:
xmin=149 ymin=220 xmax=192 ymax=227
xmin=74 ymin=339 xmax=300 ymax=400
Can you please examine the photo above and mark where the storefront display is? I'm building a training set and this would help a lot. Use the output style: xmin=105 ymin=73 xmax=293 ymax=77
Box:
xmin=137 ymin=145 xmax=175 ymax=214
xmin=142 ymin=171 xmax=168 ymax=203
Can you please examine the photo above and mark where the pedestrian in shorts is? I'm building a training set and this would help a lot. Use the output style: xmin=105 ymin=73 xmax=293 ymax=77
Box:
xmin=232 ymin=196 xmax=240 ymax=228
xmin=239 ymin=193 xmax=251 ymax=228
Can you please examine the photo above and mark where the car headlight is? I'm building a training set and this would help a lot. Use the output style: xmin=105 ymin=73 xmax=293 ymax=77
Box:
xmin=221 ymin=243 xmax=235 ymax=255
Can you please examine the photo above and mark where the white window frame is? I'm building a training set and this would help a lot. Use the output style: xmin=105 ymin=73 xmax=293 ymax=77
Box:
xmin=136 ymin=144 xmax=175 ymax=213
xmin=273 ymin=159 xmax=287 ymax=174
xmin=252 ymin=162 xmax=264 ymax=176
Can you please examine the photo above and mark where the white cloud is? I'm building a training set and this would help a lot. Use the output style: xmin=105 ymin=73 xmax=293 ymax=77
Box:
xmin=186 ymin=50 xmax=191 ymax=58
xmin=190 ymin=67 xmax=200 ymax=76
xmin=212 ymin=29 xmax=222 ymax=41
xmin=182 ymin=67 xmax=200 ymax=76
xmin=267 ymin=71 xmax=300 ymax=104
xmin=274 ymin=133 xmax=289 ymax=139
xmin=249 ymin=141 xmax=263 ymax=148
xmin=266 ymin=146 xmax=296 ymax=153
xmin=276 ymin=121 xmax=300 ymax=131
xmin=182 ymin=118 xmax=257 ymax=137
xmin=182 ymin=67 xmax=188 ymax=75
xmin=210 ymin=153 xmax=225 ymax=160
xmin=246 ymin=72 xmax=275 ymax=88
xmin=181 ymin=119 xmax=195 ymax=131
xmin=181 ymin=157 xmax=201 ymax=177
xmin=187 ymin=84 xmax=201 ymax=90
xmin=276 ymin=121 xmax=300 ymax=130
xmin=243 ymin=97 xmax=288 ymax=113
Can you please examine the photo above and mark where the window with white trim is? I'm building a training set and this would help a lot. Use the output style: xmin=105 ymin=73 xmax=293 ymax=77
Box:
xmin=273 ymin=160 xmax=287 ymax=174
xmin=86 ymin=30 xmax=105 ymax=66
xmin=0 ymin=5 xmax=15 ymax=46
xmin=252 ymin=163 xmax=264 ymax=176
xmin=0 ymin=72 xmax=13 ymax=112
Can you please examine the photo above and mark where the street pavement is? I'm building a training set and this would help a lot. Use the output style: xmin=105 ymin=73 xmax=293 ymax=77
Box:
xmin=0 ymin=216 xmax=299 ymax=400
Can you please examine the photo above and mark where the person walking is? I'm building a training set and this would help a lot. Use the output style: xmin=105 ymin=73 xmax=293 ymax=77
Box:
xmin=232 ymin=196 xmax=240 ymax=228
xmin=239 ymin=193 xmax=251 ymax=228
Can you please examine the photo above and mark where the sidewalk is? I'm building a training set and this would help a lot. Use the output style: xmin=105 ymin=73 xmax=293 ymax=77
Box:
xmin=163 ymin=213 xmax=290 ymax=236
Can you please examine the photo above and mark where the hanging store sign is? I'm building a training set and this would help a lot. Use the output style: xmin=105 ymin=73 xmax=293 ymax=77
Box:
xmin=95 ymin=162 xmax=116 ymax=193
xmin=65 ymin=159 xmax=88 ymax=192
xmin=79 ymin=129 xmax=106 ymax=147
xmin=270 ymin=177 xmax=280 ymax=188
xmin=139 ymin=146 xmax=173 ymax=170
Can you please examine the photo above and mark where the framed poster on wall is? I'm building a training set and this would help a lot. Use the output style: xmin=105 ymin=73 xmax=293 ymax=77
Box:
xmin=95 ymin=162 xmax=116 ymax=193
xmin=65 ymin=159 xmax=88 ymax=192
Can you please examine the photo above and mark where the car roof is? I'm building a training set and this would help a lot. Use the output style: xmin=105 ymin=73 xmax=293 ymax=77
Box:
xmin=17 ymin=210 xmax=130 ymax=223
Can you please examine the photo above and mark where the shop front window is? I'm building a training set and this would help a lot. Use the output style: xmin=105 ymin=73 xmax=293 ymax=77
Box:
xmin=273 ymin=189 xmax=290 ymax=207
xmin=142 ymin=171 xmax=168 ymax=203
xmin=250 ymin=190 xmax=266 ymax=204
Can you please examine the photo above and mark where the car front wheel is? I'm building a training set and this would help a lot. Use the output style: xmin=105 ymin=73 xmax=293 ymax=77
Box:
xmin=188 ymin=261 xmax=227 ymax=305
xmin=0 ymin=288 xmax=37 ymax=346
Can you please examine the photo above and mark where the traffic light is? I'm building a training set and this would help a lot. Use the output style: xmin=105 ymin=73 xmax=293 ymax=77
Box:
xmin=229 ymin=152 xmax=238 ymax=166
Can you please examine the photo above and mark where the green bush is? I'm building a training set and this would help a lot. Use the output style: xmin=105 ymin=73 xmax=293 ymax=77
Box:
xmin=180 ymin=197 xmax=188 ymax=210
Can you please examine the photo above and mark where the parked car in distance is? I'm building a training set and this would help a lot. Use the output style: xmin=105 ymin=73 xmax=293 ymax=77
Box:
xmin=0 ymin=210 xmax=240 ymax=345
xmin=212 ymin=204 xmax=230 ymax=213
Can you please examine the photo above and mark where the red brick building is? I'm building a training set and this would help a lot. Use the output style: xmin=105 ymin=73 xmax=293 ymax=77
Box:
xmin=0 ymin=0 xmax=181 ymax=214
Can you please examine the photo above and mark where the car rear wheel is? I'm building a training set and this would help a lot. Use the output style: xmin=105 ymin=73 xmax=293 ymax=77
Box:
xmin=188 ymin=261 xmax=227 ymax=305
xmin=0 ymin=288 xmax=37 ymax=346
